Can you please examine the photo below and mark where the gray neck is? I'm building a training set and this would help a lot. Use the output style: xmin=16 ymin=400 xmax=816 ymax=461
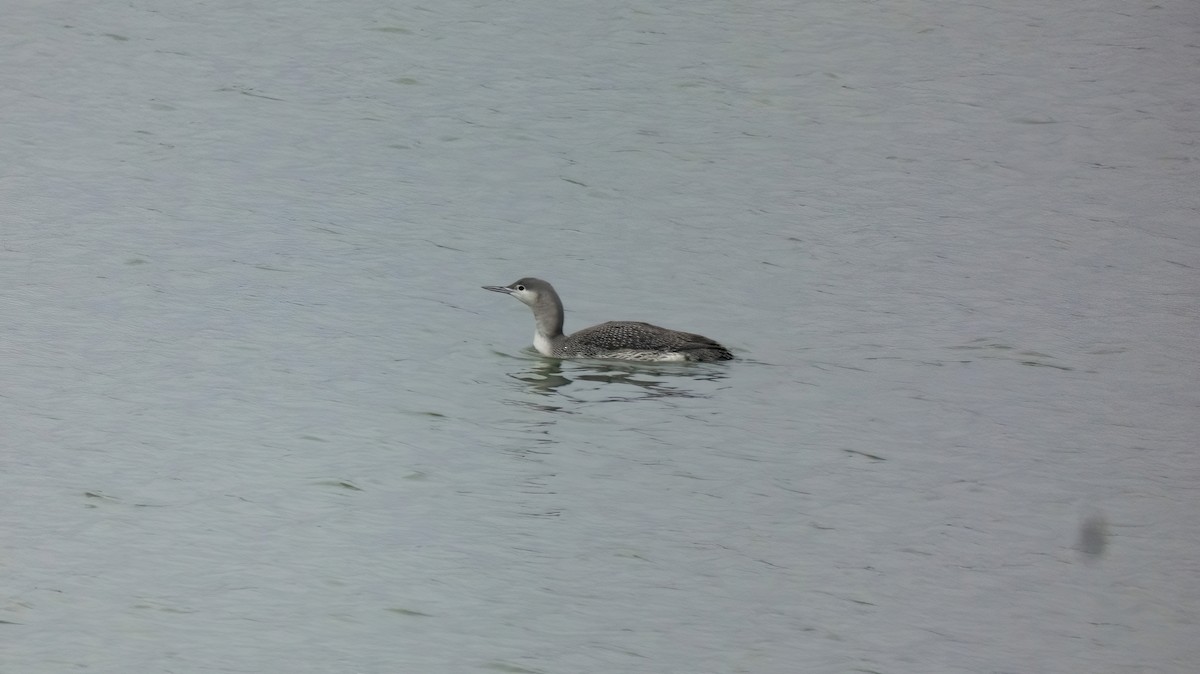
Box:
xmin=533 ymin=290 xmax=565 ymax=341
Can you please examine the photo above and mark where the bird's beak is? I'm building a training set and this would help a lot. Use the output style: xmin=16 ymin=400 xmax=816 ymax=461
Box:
xmin=482 ymin=285 xmax=513 ymax=294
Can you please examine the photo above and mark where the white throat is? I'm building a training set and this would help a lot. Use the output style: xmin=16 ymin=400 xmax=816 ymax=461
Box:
xmin=533 ymin=331 xmax=555 ymax=356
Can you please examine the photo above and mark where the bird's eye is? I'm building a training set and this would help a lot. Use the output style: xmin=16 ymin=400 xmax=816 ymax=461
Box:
xmin=516 ymin=285 xmax=525 ymax=291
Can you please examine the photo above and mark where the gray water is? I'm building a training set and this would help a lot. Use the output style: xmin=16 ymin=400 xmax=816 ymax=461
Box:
xmin=3 ymin=1 xmax=1197 ymax=672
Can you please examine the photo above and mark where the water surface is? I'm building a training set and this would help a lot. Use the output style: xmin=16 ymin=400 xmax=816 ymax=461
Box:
xmin=3 ymin=1 xmax=1197 ymax=672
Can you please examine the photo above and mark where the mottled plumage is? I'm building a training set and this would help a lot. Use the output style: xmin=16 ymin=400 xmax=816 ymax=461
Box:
xmin=483 ymin=278 xmax=733 ymax=362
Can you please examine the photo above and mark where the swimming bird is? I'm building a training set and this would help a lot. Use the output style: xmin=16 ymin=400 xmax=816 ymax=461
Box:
xmin=483 ymin=277 xmax=733 ymax=362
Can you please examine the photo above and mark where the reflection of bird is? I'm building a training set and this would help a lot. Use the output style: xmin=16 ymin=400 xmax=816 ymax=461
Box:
xmin=484 ymin=278 xmax=733 ymax=362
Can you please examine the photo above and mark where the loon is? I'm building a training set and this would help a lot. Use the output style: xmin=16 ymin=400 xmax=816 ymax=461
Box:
xmin=483 ymin=277 xmax=733 ymax=362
